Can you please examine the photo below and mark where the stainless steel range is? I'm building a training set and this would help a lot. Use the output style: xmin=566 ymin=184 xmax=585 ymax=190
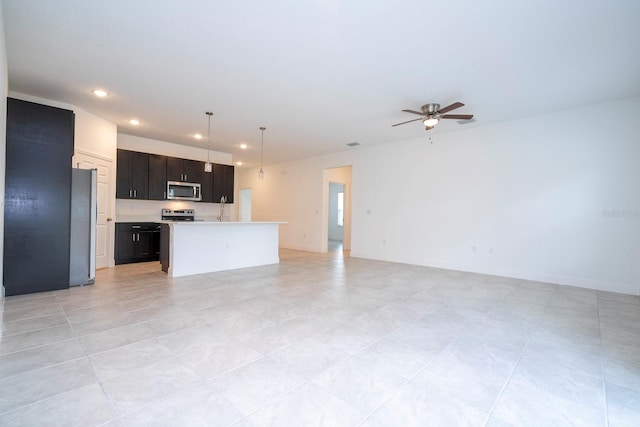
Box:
xmin=161 ymin=208 xmax=195 ymax=221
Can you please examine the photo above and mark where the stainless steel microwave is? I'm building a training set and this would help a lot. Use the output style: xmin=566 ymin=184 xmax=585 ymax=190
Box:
xmin=167 ymin=181 xmax=201 ymax=201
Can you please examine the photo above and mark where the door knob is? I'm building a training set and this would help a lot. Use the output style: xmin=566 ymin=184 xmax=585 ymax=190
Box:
xmin=107 ymin=217 xmax=113 ymax=222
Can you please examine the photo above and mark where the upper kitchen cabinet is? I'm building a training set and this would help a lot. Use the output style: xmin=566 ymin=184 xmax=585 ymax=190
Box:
xmin=200 ymin=168 xmax=214 ymax=203
xmin=4 ymin=98 xmax=75 ymax=296
xmin=213 ymin=163 xmax=235 ymax=203
xmin=167 ymin=157 xmax=200 ymax=183
xmin=148 ymin=153 xmax=167 ymax=200
xmin=116 ymin=149 xmax=149 ymax=199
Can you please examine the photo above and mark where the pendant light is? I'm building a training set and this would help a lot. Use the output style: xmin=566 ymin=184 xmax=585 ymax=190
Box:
xmin=204 ymin=111 xmax=213 ymax=173
xmin=258 ymin=126 xmax=266 ymax=180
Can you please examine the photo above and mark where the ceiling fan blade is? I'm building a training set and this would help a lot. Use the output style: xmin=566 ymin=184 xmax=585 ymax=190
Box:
xmin=392 ymin=117 xmax=424 ymax=127
xmin=441 ymin=114 xmax=474 ymax=120
xmin=401 ymin=109 xmax=426 ymax=116
xmin=438 ymin=102 xmax=464 ymax=114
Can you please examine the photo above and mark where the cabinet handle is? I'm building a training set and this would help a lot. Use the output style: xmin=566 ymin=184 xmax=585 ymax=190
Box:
xmin=129 ymin=189 xmax=132 ymax=197
xmin=132 ymin=233 xmax=135 ymax=242
xmin=164 ymin=191 xmax=166 ymax=199
xmin=131 ymin=225 xmax=141 ymax=228
xmin=137 ymin=233 xmax=140 ymax=242
xmin=134 ymin=189 xmax=137 ymax=198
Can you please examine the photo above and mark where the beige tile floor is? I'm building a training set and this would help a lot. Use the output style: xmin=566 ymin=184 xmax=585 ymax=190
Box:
xmin=1 ymin=246 xmax=639 ymax=426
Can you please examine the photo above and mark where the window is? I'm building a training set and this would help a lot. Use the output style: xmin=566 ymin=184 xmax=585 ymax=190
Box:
xmin=337 ymin=192 xmax=344 ymax=226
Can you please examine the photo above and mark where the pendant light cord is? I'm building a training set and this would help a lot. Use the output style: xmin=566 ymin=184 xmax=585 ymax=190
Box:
xmin=206 ymin=112 xmax=213 ymax=164
xmin=260 ymin=127 xmax=265 ymax=169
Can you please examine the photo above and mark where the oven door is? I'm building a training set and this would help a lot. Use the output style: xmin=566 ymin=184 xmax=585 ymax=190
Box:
xmin=167 ymin=181 xmax=201 ymax=201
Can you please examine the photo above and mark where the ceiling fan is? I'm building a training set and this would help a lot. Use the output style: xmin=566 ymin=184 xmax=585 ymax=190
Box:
xmin=392 ymin=102 xmax=474 ymax=130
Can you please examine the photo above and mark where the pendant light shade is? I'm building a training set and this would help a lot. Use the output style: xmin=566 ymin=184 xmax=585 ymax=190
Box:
xmin=258 ymin=126 xmax=266 ymax=180
xmin=204 ymin=111 xmax=213 ymax=173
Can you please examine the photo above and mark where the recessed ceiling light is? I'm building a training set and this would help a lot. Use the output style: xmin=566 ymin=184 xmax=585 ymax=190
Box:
xmin=92 ymin=89 xmax=108 ymax=97
xmin=129 ymin=119 xmax=140 ymax=126
xmin=194 ymin=133 xmax=203 ymax=140
xmin=236 ymin=161 xmax=243 ymax=166
xmin=240 ymin=143 xmax=247 ymax=150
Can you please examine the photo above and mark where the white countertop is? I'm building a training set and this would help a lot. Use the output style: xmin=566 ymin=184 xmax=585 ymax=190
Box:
xmin=164 ymin=220 xmax=287 ymax=225
xmin=116 ymin=215 xmax=285 ymax=224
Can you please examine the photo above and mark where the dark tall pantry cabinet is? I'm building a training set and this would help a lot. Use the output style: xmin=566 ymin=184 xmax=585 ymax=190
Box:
xmin=3 ymin=98 xmax=75 ymax=296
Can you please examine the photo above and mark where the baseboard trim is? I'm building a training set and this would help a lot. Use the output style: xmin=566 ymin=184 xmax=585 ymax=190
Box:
xmin=349 ymin=251 xmax=639 ymax=296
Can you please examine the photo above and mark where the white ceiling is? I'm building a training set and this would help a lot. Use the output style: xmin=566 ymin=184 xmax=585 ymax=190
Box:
xmin=3 ymin=0 xmax=640 ymax=167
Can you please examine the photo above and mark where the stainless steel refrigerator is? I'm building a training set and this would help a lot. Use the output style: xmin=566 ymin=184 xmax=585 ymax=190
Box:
xmin=69 ymin=168 xmax=97 ymax=286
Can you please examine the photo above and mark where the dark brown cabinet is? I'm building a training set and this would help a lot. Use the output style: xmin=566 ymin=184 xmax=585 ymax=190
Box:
xmin=213 ymin=163 xmax=235 ymax=203
xmin=148 ymin=154 xmax=167 ymax=200
xmin=200 ymin=168 xmax=214 ymax=202
xmin=4 ymin=98 xmax=75 ymax=296
xmin=116 ymin=149 xmax=149 ymax=199
xmin=115 ymin=149 xmax=233 ymax=204
xmin=167 ymin=157 xmax=200 ymax=183
xmin=115 ymin=223 xmax=161 ymax=265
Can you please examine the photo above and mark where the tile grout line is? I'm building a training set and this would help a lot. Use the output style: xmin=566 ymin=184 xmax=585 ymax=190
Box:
xmin=353 ymin=279 xmax=512 ymax=426
xmin=59 ymin=290 xmax=122 ymax=425
xmin=596 ymin=293 xmax=610 ymax=427
xmin=481 ymin=287 xmax=559 ymax=426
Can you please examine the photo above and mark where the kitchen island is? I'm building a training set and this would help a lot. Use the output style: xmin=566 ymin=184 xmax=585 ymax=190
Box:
xmin=160 ymin=221 xmax=285 ymax=277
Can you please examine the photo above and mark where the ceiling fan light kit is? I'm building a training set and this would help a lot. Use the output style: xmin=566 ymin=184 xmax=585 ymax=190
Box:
xmin=392 ymin=102 xmax=474 ymax=131
xmin=423 ymin=117 xmax=439 ymax=127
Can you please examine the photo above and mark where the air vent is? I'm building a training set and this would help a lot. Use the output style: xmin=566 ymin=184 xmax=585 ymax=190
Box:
xmin=346 ymin=142 xmax=360 ymax=147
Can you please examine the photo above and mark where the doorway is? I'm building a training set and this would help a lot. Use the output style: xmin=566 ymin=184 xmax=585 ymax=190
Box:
xmin=73 ymin=151 xmax=114 ymax=269
xmin=323 ymin=166 xmax=352 ymax=254
xmin=239 ymin=188 xmax=252 ymax=222
xmin=328 ymin=182 xmax=345 ymax=249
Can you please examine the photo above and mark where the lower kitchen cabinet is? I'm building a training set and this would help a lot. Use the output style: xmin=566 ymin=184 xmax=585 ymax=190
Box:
xmin=115 ymin=223 xmax=161 ymax=265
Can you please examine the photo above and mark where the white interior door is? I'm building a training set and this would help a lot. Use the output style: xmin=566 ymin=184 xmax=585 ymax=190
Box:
xmin=239 ymin=188 xmax=252 ymax=222
xmin=73 ymin=152 xmax=113 ymax=269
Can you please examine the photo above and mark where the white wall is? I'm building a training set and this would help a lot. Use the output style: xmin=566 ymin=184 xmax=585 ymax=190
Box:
xmin=238 ymin=97 xmax=640 ymax=295
xmin=238 ymin=159 xmax=325 ymax=251
xmin=0 ymin=0 xmax=8 ymax=331
xmin=116 ymin=133 xmax=236 ymax=220
xmin=75 ymin=108 xmax=118 ymax=160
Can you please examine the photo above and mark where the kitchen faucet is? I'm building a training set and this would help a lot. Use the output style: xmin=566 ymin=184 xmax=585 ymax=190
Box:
xmin=217 ymin=196 xmax=226 ymax=221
